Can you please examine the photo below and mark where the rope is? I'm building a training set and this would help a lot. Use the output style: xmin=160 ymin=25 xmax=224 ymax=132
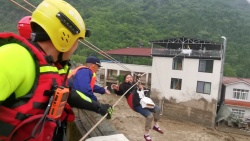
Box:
xmin=79 ymin=72 xmax=147 ymax=141
xmin=13 ymin=0 xmax=134 ymax=73
xmin=23 ymin=0 xmax=36 ymax=9
xmin=9 ymin=1 xmax=149 ymax=140
xmin=79 ymin=40 xmax=133 ymax=72
xmin=10 ymin=0 xmax=135 ymax=74
xmin=9 ymin=0 xmax=33 ymax=13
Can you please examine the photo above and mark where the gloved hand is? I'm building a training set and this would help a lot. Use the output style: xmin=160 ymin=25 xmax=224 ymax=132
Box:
xmin=97 ymin=103 xmax=114 ymax=119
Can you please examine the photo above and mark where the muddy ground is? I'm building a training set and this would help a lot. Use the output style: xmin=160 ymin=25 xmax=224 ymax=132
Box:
xmin=96 ymin=94 xmax=250 ymax=141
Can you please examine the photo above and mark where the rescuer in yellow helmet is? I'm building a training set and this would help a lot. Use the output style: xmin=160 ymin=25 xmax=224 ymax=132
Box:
xmin=0 ymin=0 xmax=112 ymax=140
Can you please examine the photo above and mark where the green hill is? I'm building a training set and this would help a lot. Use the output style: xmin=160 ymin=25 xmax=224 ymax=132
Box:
xmin=1 ymin=0 xmax=250 ymax=77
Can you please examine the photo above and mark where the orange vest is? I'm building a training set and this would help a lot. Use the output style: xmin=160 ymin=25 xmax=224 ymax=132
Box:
xmin=68 ymin=66 xmax=96 ymax=91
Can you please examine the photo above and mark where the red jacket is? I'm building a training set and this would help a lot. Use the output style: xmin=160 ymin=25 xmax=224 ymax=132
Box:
xmin=0 ymin=33 xmax=74 ymax=141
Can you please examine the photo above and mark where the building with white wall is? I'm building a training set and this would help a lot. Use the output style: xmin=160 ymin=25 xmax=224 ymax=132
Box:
xmin=221 ymin=77 xmax=250 ymax=120
xmin=98 ymin=62 xmax=152 ymax=87
xmin=150 ymin=37 xmax=224 ymax=127
xmin=99 ymin=47 xmax=152 ymax=88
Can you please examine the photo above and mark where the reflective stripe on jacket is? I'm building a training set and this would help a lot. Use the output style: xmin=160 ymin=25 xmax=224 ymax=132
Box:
xmin=0 ymin=33 xmax=74 ymax=141
xmin=68 ymin=66 xmax=96 ymax=91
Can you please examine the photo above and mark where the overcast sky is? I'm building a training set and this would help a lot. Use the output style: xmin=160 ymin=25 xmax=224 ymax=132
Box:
xmin=247 ymin=0 xmax=250 ymax=3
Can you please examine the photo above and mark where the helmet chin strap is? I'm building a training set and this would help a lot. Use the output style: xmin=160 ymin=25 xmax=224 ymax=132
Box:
xmin=57 ymin=52 xmax=64 ymax=62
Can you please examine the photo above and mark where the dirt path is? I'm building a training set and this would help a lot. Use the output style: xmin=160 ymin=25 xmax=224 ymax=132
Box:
xmin=97 ymin=94 xmax=250 ymax=141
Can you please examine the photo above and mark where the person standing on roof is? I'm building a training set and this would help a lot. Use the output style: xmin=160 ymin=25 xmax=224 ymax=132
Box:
xmin=0 ymin=0 xmax=113 ymax=141
xmin=68 ymin=56 xmax=111 ymax=101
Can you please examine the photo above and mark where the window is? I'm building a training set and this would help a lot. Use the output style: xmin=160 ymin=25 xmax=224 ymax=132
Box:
xmin=233 ymin=89 xmax=249 ymax=100
xmin=170 ymin=78 xmax=182 ymax=90
xmin=197 ymin=81 xmax=211 ymax=94
xmin=232 ymin=109 xmax=245 ymax=118
xmin=172 ymin=58 xmax=183 ymax=70
xmin=198 ymin=60 xmax=213 ymax=73
xmin=107 ymin=69 xmax=117 ymax=80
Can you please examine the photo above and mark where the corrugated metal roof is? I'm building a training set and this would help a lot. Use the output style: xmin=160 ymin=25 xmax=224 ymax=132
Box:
xmin=104 ymin=47 xmax=151 ymax=57
xmin=150 ymin=37 xmax=222 ymax=50
xmin=223 ymin=76 xmax=250 ymax=85
xmin=225 ymin=100 xmax=250 ymax=108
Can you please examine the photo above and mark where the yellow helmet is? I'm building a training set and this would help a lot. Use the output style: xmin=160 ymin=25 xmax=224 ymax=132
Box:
xmin=31 ymin=0 xmax=86 ymax=52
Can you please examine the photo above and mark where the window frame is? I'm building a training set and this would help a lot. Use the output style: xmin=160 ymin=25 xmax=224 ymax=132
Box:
xmin=172 ymin=58 xmax=183 ymax=70
xmin=196 ymin=81 xmax=211 ymax=94
xmin=198 ymin=59 xmax=214 ymax=73
xmin=232 ymin=108 xmax=245 ymax=118
xmin=233 ymin=88 xmax=249 ymax=100
xmin=170 ymin=78 xmax=182 ymax=90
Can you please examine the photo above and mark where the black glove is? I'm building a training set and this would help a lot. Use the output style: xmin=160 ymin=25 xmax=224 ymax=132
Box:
xmin=97 ymin=103 xmax=114 ymax=119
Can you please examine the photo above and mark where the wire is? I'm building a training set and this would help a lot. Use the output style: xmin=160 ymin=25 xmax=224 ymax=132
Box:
xmin=10 ymin=0 xmax=135 ymax=74
xmin=154 ymin=61 xmax=165 ymax=115
xmin=79 ymin=40 xmax=133 ymax=72
xmin=10 ymin=1 xmax=149 ymax=140
xmin=23 ymin=0 xmax=36 ymax=9
xmin=10 ymin=0 xmax=33 ymax=13
xmin=79 ymin=72 xmax=147 ymax=141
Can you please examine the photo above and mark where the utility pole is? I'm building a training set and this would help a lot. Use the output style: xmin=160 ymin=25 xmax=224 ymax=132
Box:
xmin=219 ymin=36 xmax=227 ymax=101
xmin=215 ymin=36 xmax=227 ymax=127
xmin=219 ymin=36 xmax=227 ymax=99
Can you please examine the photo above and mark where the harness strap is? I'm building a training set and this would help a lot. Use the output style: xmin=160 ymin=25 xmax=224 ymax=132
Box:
xmin=15 ymin=112 xmax=31 ymax=121
xmin=33 ymin=102 xmax=48 ymax=109
xmin=0 ymin=112 xmax=31 ymax=137
xmin=0 ymin=121 xmax=15 ymax=137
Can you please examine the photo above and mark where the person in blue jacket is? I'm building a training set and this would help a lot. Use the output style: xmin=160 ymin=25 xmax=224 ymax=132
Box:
xmin=68 ymin=56 xmax=111 ymax=101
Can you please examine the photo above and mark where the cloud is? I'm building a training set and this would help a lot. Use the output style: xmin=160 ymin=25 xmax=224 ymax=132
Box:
xmin=247 ymin=0 xmax=250 ymax=3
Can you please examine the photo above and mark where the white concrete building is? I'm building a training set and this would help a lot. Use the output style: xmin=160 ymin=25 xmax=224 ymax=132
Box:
xmin=151 ymin=57 xmax=221 ymax=102
xmin=99 ymin=47 xmax=152 ymax=87
xmin=150 ymin=37 xmax=224 ymax=127
xmin=222 ymin=77 xmax=250 ymax=120
xmin=99 ymin=62 xmax=152 ymax=87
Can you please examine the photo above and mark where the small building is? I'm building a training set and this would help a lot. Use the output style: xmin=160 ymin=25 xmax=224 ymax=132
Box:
xmin=99 ymin=47 xmax=152 ymax=87
xmin=150 ymin=37 xmax=224 ymax=127
xmin=221 ymin=77 xmax=250 ymax=120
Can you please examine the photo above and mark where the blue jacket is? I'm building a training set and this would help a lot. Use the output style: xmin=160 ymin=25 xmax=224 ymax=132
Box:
xmin=69 ymin=68 xmax=105 ymax=101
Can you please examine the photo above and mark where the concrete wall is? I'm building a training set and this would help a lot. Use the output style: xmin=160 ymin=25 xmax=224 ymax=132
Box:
xmin=226 ymin=105 xmax=250 ymax=120
xmin=100 ymin=62 xmax=152 ymax=74
xmin=225 ymin=83 xmax=250 ymax=101
xmin=151 ymin=56 xmax=222 ymax=127
xmin=224 ymin=82 xmax=250 ymax=119
xmin=99 ymin=62 xmax=152 ymax=87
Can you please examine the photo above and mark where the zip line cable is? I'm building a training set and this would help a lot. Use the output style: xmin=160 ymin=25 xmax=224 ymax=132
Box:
xmin=79 ymin=40 xmax=133 ymax=72
xmin=23 ymin=0 xmax=36 ymax=8
xmin=10 ymin=1 xmax=150 ymax=140
xmin=79 ymin=72 xmax=147 ymax=141
xmin=17 ymin=0 xmax=127 ymax=70
xmin=10 ymin=0 xmax=33 ymax=13
xmin=84 ymin=39 xmax=133 ymax=72
xmin=158 ymin=48 xmax=192 ymax=115
xmin=17 ymin=0 xmax=134 ymax=73
xmin=10 ymin=0 xmax=145 ymax=88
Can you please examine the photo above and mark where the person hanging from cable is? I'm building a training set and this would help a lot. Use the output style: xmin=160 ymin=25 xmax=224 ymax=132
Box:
xmin=0 ymin=0 xmax=113 ymax=141
xmin=68 ymin=56 xmax=111 ymax=101
xmin=111 ymin=74 xmax=164 ymax=141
